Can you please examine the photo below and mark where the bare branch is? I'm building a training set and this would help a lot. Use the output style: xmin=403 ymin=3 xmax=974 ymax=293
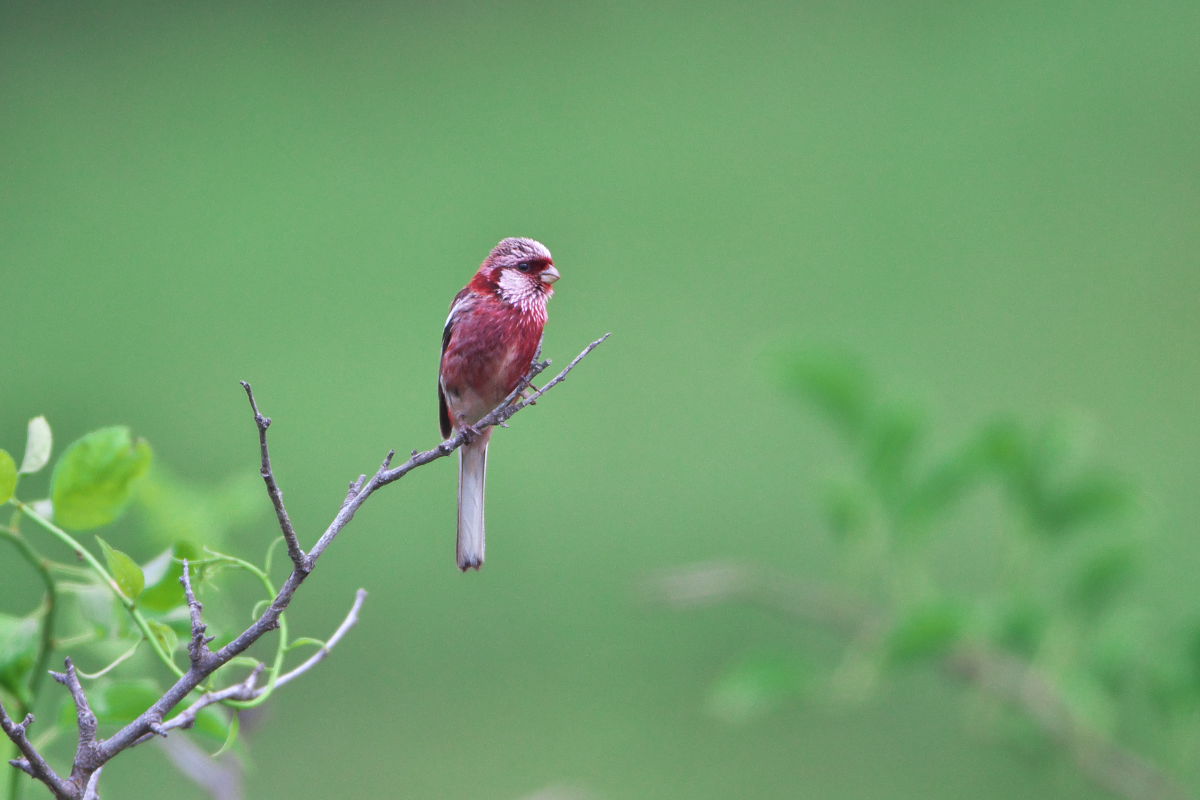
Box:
xmin=240 ymin=381 xmax=307 ymax=572
xmin=508 ymin=333 xmax=610 ymax=414
xmin=0 ymin=707 xmax=70 ymax=798
xmin=181 ymin=559 xmax=215 ymax=669
xmin=2 ymin=334 xmax=608 ymax=799
xmin=654 ymin=561 xmax=1196 ymax=800
xmin=948 ymin=648 xmax=1194 ymax=800
xmin=48 ymin=659 xmax=109 ymax=794
xmin=80 ymin=767 xmax=102 ymax=800
xmin=51 ymin=660 xmax=97 ymax=749
xmin=304 ymin=333 xmax=610 ymax=566
xmin=275 ymin=589 xmax=367 ymax=689
xmin=159 ymin=666 xmax=265 ymax=735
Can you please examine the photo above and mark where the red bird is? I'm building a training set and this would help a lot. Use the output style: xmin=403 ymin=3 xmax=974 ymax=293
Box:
xmin=438 ymin=237 xmax=560 ymax=570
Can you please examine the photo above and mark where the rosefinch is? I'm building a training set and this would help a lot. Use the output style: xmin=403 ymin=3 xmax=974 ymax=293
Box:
xmin=438 ymin=237 xmax=559 ymax=570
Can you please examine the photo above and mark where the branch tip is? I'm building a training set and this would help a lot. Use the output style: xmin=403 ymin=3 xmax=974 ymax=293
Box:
xmin=240 ymin=381 xmax=307 ymax=570
xmin=181 ymin=560 xmax=214 ymax=667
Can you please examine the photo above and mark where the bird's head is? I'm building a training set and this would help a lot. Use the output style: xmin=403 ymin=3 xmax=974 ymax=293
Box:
xmin=473 ymin=237 xmax=560 ymax=308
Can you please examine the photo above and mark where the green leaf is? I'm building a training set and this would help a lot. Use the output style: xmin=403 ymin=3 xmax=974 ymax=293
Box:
xmin=148 ymin=620 xmax=179 ymax=656
xmin=993 ymin=598 xmax=1047 ymax=658
xmin=0 ymin=449 xmax=16 ymax=504
xmin=194 ymin=705 xmax=233 ymax=743
xmin=902 ymin=443 xmax=987 ymax=524
xmin=864 ymin=404 xmax=924 ymax=497
xmin=19 ymin=416 xmax=53 ymax=475
xmin=1040 ymin=474 xmax=1131 ymax=533
xmin=1068 ymin=546 xmax=1137 ymax=616
xmin=783 ymin=354 xmax=873 ymax=440
xmin=705 ymin=650 xmax=810 ymax=724
xmin=822 ymin=482 xmax=872 ymax=541
xmin=0 ymin=612 xmax=39 ymax=704
xmin=138 ymin=542 xmax=200 ymax=612
xmin=96 ymin=537 xmax=145 ymax=600
xmin=286 ymin=637 xmax=327 ymax=652
xmin=212 ymin=710 xmax=240 ymax=758
xmin=887 ymin=601 xmax=967 ymax=665
xmin=51 ymin=426 xmax=153 ymax=530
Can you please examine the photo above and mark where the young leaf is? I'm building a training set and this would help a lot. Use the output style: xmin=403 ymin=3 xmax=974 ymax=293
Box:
xmin=194 ymin=705 xmax=233 ymax=743
xmin=0 ymin=449 xmax=16 ymax=504
xmin=705 ymin=650 xmax=810 ymax=724
xmin=887 ymin=600 xmax=967 ymax=665
xmin=864 ymin=403 xmax=924 ymax=497
xmin=19 ymin=416 xmax=53 ymax=474
xmin=212 ymin=711 xmax=240 ymax=758
xmin=993 ymin=598 xmax=1047 ymax=658
xmin=138 ymin=545 xmax=193 ymax=612
xmin=0 ymin=612 xmax=39 ymax=705
xmin=1041 ymin=474 xmax=1131 ymax=534
xmin=148 ymin=620 xmax=179 ymax=655
xmin=97 ymin=536 xmax=146 ymax=600
xmin=784 ymin=354 xmax=873 ymax=441
xmin=50 ymin=426 xmax=153 ymax=530
xmin=902 ymin=446 xmax=984 ymax=524
xmin=1068 ymin=546 xmax=1137 ymax=616
xmin=822 ymin=482 xmax=872 ymax=542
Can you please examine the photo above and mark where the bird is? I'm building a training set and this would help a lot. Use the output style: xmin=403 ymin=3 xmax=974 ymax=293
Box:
xmin=438 ymin=237 xmax=560 ymax=570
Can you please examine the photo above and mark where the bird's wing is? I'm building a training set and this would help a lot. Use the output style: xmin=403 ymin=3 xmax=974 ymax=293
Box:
xmin=439 ymin=289 xmax=473 ymax=438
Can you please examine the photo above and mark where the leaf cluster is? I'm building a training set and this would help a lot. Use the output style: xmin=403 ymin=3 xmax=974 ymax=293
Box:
xmin=699 ymin=353 xmax=1198 ymax=794
xmin=0 ymin=418 xmax=319 ymax=798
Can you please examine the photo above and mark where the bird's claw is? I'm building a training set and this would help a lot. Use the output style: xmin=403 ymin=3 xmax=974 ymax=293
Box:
xmin=460 ymin=423 xmax=483 ymax=444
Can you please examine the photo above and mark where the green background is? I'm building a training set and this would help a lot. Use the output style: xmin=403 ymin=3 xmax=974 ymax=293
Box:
xmin=3 ymin=0 xmax=1198 ymax=797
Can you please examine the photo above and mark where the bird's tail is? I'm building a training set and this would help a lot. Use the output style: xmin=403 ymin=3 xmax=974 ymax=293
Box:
xmin=457 ymin=436 xmax=489 ymax=570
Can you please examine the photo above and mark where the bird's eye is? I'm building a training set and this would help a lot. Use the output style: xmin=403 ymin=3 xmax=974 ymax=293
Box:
xmin=516 ymin=262 xmax=533 ymax=272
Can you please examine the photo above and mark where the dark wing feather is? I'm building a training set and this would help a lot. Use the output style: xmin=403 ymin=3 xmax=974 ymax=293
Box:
xmin=438 ymin=289 xmax=470 ymax=438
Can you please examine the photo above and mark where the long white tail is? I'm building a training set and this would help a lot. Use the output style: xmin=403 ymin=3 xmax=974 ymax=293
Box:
xmin=457 ymin=438 xmax=488 ymax=570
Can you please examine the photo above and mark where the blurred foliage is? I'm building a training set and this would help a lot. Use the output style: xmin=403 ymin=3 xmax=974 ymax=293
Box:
xmin=694 ymin=353 xmax=1197 ymax=798
xmin=0 ymin=416 xmax=301 ymax=799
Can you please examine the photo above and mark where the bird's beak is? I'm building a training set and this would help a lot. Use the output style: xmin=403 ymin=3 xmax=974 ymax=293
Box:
xmin=540 ymin=264 xmax=561 ymax=284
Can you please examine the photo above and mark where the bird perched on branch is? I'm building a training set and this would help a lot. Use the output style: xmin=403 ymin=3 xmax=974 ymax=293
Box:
xmin=438 ymin=237 xmax=560 ymax=570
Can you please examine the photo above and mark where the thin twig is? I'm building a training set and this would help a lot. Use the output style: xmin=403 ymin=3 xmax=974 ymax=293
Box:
xmin=181 ymin=560 xmax=214 ymax=669
xmin=274 ymin=589 xmax=367 ymax=689
xmin=240 ymin=381 xmax=307 ymax=572
xmin=50 ymin=661 xmax=96 ymax=749
xmin=50 ymin=659 xmax=106 ymax=793
xmin=304 ymin=333 xmax=610 ymax=566
xmin=948 ymin=649 xmax=1194 ymax=800
xmin=159 ymin=666 xmax=265 ymax=735
xmin=508 ymin=333 xmax=610 ymax=414
xmin=80 ymin=767 xmax=102 ymax=800
xmin=0 ymin=709 xmax=69 ymax=798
